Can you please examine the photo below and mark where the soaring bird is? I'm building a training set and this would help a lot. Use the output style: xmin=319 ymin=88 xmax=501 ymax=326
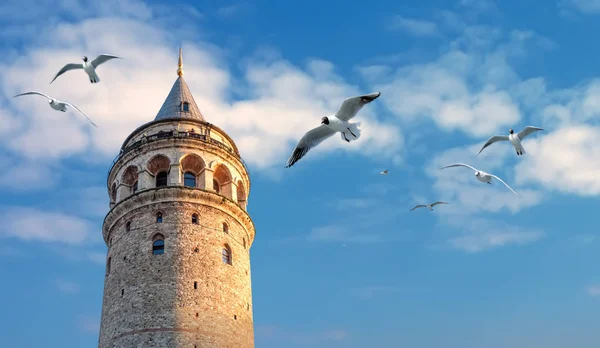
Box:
xmin=285 ymin=92 xmax=381 ymax=168
xmin=13 ymin=91 xmax=97 ymax=127
xmin=50 ymin=54 xmax=122 ymax=84
xmin=410 ymin=201 xmax=448 ymax=212
xmin=439 ymin=163 xmax=519 ymax=196
xmin=477 ymin=126 xmax=544 ymax=156
xmin=380 ymin=170 xmax=388 ymax=175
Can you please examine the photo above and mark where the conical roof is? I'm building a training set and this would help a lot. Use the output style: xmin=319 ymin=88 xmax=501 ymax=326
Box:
xmin=154 ymin=76 xmax=205 ymax=121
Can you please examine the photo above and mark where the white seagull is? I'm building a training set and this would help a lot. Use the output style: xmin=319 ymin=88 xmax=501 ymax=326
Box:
xmin=439 ymin=163 xmax=519 ymax=196
xmin=50 ymin=54 xmax=122 ymax=84
xmin=380 ymin=170 xmax=388 ymax=175
xmin=285 ymin=92 xmax=381 ymax=168
xmin=478 ymin=126 xmax=544 ymax=156
xmin=410 ymin=201 xmax=448 ymax=212
xmin=13 ymin=91 xmax=98 ymax=127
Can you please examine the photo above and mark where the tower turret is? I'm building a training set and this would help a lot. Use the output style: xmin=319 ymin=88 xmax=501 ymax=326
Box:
xmin=99 ymin=48 xmax=255 ymax=348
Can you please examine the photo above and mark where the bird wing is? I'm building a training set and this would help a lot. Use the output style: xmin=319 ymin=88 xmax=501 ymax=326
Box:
xmin=431 ymin=201 xmax=449 ymax=207
xmin=410 ymin=205 xmax=427 ymax=211
xmin=285 ymin=124 xmax=336 ymax=168
xmin=91 ymin=54 xmax=122 ymax=69
xmin=477 ymin=135 xmax=509 ymax=155
xmin=517 ymin=126 xmax=544 ymax=139
xmin=334 ymin=92 xmax=381 ymax=121
xmin=63 ymin=101 xmax=98 ymax=127
xmin=440 ymin=163 xmax=478 ymax=172
xmin=489 ymin=174 xmax=519 ymax=196
xmin=50 ymin=63 xmax=83 ymax=83
xmin=13 ymin=91 xmax=52 ymax=100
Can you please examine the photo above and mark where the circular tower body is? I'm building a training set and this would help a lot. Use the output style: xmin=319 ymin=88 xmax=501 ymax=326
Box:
xmin=98 ymin=50 xmax=255 ymax=348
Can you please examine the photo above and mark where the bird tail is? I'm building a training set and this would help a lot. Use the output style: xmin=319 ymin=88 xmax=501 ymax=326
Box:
xmin=347 ymin=121 xmax=361 ymax=141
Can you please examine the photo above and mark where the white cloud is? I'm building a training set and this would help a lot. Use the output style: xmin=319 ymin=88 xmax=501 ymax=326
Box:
xmin=308 ymin=225 xmax=382 ymax=243
xmin=560 ymin=0 xmax=600 ymax=14
xmin=0 ymin=4 xmax=402 ymax=172
xmin=55 ymin=279 xmax=80 ymax=294
xmin=514 ymin=126 xmax=600 ymax=195
xmin=0 ymin=207 xmax=94 ymax=244
xmin=440 ymin=216 xmax=544 ymax=253
xmin=77 ymin=315 xmax=100 ymax=334
xmin=585 ymin=285 xmax=600 ymax=296
xmin=388 ymin=15 xmax=439 ymax=37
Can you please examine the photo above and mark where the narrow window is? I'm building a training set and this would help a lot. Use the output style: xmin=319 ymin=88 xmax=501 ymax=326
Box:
xmin=126 ymin=221 xmax=131 ymax=231
xmin=132 ymin=180 xmax=138 ymax=193
xmin=194 ymin=281 xmax=197 ymax=289
xmin=222 ymin=246 xmax=232 ymax=265
xmin=192 ymin=214 xmax=198 ymax=224
xmin=121 ymin=289 xmax=124 ymax=297
xmin=156 ymin=212 xmax=163 ymax=223
xmin=184 ymin=172 xmax=196 ymax=187
xmin=153 ymin=238 xmax=165 ymax=255
xmin=247 ymin=303 xmax=250 ymax=311
xmin=213 ymin=178 xmax=220 ymax=193
xmin=106 ymin=257 xmax=111 ymax=275
xmin=182 ymin=102 xmax=190 ymax=112
xmin=222 ymin=222 xmax=228 ymax=233
xmin=234 ymin=315 xmax=237 ymax=320
xmin=243 ymin=238 xmax=246 ymax=249
xmin=196 ymin=313 xmax=198 ymax=317
xmin=156 ymin=171 xmax=168 ymax=187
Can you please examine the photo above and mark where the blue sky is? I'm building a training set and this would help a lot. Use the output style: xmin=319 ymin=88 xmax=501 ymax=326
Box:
xmin=1 ymin=0 xmax=599 ymax=347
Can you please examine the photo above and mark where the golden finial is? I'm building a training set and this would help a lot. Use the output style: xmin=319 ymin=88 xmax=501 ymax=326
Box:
xmin=177 ymin=47 xmax=183 ymax=77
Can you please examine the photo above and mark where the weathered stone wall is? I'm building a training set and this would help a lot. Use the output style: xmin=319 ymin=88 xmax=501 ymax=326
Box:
xmin=99 ymin=117 xmax=255 ymax=348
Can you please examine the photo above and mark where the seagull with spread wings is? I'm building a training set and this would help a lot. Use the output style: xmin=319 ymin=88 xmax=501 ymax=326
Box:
xmin=13 ymin=91 xmax=97 ymax=127
xmin=477 ymin=126 xmax=544 ymax=156
xmin=285 ymin=92 xmax=381 ymax=168
xmin=50 ymin=54 xmax=122 ymax=84
xmin=410 ymin=201 xmax=448 ymax=212
xmin=439 ymin=163 xmax=519 ymax=196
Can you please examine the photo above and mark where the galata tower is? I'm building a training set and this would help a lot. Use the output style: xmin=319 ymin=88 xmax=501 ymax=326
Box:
xmin=98 ymin=48 xmax=256 ymax=348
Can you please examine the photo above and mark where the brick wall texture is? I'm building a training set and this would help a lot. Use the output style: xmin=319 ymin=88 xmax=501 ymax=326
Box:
xmin=99 ymin=119 xmax=255 ymax=348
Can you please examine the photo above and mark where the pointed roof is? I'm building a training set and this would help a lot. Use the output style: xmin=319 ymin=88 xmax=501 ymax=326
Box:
xmin=154 ymin=48 xmax=205 ymax=122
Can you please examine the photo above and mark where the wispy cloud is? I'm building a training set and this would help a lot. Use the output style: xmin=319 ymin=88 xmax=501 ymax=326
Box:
xmin=585 ymin=285 xmax=600 ymax=296
xmin=55 ymin=279 xmax=80 ymax=295
xmin=216 ymin=2 xmax=251 ymax=18
xmin=77 ymin=315 xmax=100 ymax=334
xmin=387 ymin=15 xmax=439 ymax=37
xmin=559 ymin=0 xmax=600 ymax=14
xmin=255 ymin=325 xmax=348 ymax=344
xmin=0 ymin=207 xmax=94 ymax=245
xmin=308 ymin=225 xmax=382 ymax=243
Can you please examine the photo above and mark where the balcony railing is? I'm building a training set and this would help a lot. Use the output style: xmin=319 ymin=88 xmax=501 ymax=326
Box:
xmin=107 ymin=130 xmax=249 ymax=186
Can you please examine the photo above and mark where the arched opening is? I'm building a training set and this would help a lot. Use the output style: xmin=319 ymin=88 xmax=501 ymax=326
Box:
xmin=222 ymin=244 xmax=232 ymax=265
xmin=243 ymin=237 xmax=246 ymax=249
xmin=121 ymin=165 xmax=139 ymax=196
xmin=236 ymin=180 xmax=247 ymax=210
xmin=156 ymin=212 xmax=163 ymax=223
xmin=222 ymin=222 xmax=229 ymax=233
xmin=192 ymin=213 xmax=198 ymax=224
xmin=213 ymin=178 xmax=220 ymax=193
xmin=110 ymin=182 xmax=117 ymax=201
xmin=126 ymin=221 xmax=131 ymax=231
xmin=213 ymin=164 xmax=233 ymax=199
xmin=182 ymin=101 xmax=190 ymax=112
xmin=156 ymin=171 xmax=168 ymax=187
xmin=152 ymin=234 xmax=165 ymax=255
xmin=147 ymin=154 xmax=171 ymax=188
xmin=184 ymin=172 xmax=196 ymax=187
xmin=132 ymin=180 xmax=138 ymax=193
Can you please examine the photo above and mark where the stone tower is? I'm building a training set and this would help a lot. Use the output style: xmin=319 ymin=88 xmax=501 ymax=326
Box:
xmin=99 ymin=48 xmax=256 ymax=348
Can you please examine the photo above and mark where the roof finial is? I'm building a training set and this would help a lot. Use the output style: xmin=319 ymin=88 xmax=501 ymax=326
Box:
xmin=177 ymin=47 xmax=184 ymax=77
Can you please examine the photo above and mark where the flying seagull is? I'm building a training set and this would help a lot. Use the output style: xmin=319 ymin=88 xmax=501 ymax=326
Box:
xmin=439 ymin=163 xmax=519 ymax=196
xmin=410 ymin=201 xmax=448 ymax=212
xmin=380 ymin=170 xmax=388 ymax=175
xmin=50 ymin=54 xmax=122 ymax=84
xmin=478 ymin=126 xmax=544 ymax=156
xmin=13 ymin=91 xmax=97 ymax=127
xmin=285 ymin=92 xmax=381 ymax=168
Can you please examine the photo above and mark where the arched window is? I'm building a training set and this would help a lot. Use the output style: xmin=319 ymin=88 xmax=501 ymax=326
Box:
xmin=153 ymin=235 xmax=165 ymax=255
xmin=156 ymin=171 xmax=168 ymax=187
xmin=156 ymin=212 xmax=163 ymax=223
xmin=184 ymin=172 xmax=196 ymax=187
xmin=126 ymin=221 xmax=131 ymax=231
xmin=222 ymin=245 xmax=232 ymax=265
xmin=222 ymin=222 xmax=229 ymax=233
xmin=213 ymin=178 xmax=220 ymax=193
xmin=132 ymin=180 xmax=138 ymax=193
xmin=182 ymin=102 xmax=190 ymax=112
xmin=192 ymin=213 xmax=198 ymax=224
